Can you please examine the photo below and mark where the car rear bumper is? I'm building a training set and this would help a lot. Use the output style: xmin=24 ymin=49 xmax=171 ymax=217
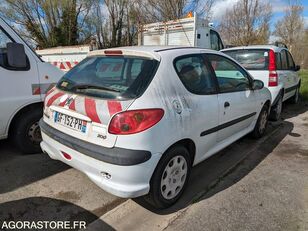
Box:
xmin=39 ymin=119 xmax=151 ymax=166
xmin=39 ymin=120 xmax=162 ymax=198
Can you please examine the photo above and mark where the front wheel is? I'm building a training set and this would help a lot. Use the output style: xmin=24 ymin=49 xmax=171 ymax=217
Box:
xmin=145 ymin=145 xmax=191 ymax=209
xmin=11 ymin=107 xmax=43 ymax=154
xmin=252 ymin=104 xmax=269 ymax=138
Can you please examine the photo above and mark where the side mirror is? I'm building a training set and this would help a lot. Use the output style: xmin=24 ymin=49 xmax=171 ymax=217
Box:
xmin=7 ymin=42 xmax=27 ymax=69
xmin=294 ymin=65 xmax=300 ymax=72
xmin=252 ymin=79 xmax=264 ymax=90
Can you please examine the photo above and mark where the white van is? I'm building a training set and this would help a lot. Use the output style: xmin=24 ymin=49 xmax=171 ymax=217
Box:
xmin=0 ymin=17 xmax=64 ymax=153
xmin=222 ymin=45 xmax=301 ymax=121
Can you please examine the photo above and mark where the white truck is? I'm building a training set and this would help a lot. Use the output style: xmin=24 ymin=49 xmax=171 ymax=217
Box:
xmin=36 ymin=45 xmax=92 ymax=72
xmin=0 ymin=17 xmax=64 ymax=153
xmin=138 ymin=13 xmax=224 ymax=50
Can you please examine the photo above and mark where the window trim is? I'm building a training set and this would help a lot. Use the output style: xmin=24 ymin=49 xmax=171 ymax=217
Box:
xmin=285 ymin=49 xmax=295 ymax=71
xmin=280 ymin=49 xmax=289 ymax=70
xmin=0 ymin=25 xmax=31 ymax=71
xmin=173 ymin=53 xmax=219 ymax=95
xmin=204 ymin=53 xmax=254 ymax=94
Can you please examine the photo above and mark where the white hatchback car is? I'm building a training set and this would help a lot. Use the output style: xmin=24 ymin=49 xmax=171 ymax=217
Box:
xmin=222 ymin=45 xmax=301 ymax=121
xmin=40 ymin=46 xmax=271 ymax=208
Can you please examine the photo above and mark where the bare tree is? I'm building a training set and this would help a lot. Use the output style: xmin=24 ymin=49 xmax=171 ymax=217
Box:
xmin=218 ymin=0 xmax=272 ymax=46
xmin=0 ymin=0 xmax=95 ymax=48
xmin=273 ymin=0 xmax=305 ymax=64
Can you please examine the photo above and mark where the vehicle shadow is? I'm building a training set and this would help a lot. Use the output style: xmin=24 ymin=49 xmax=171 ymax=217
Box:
xmin=0 ymin=140 xmax=70 ymax=194
xmin=281 ymin=100 xmax=308 ymax=120
xmin=0 ymin=197 xmax=115 ymax=231
xmin=134 ymin=110 xmax=297 ymax=215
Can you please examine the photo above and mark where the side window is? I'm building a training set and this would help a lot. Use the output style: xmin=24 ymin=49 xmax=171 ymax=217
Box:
xmin=174 ymin=54 xmax=216 ymax=95
xmin=0 ymin=28 xmax=13 ymax=67
xmin=286 ymin=51 xmax=295 ymax=70
xmin=280 ymin=50 xmax=288 ymax=70
xmin=207 ymin=54 xmax=251 ymax=93
xmin=275 ymin=52 xmax=282 ymax=70
xmin=210 ymin=30 xmax=223 ymax=51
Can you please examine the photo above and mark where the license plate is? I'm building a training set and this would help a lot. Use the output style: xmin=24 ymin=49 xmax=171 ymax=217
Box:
xmin=53 ymin=111 xmax=87 ymax=133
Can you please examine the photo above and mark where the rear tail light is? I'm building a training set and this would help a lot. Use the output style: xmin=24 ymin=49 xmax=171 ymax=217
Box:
xmin=268 ymin=49 xmax=278 ymax=87
xmin=108 ymin=109 xmax=164 ymax=135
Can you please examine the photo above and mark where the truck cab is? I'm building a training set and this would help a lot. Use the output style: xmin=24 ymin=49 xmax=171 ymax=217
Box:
xmin=0 ymin=17 xmax=64 ymax=153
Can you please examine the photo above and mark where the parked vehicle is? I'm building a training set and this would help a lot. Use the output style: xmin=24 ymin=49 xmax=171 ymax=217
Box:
xmin=138 ymin=13 xmax=224 ymax=50
xmin=222 ymin=45 xmax=301 ymax=121
xmin=0 ymin=17 xmax=64 ymax=154
xmin=36 ymin=45 xmax=93 ymax=72
xmin=40 ymin=46 xmax=271 ymax=208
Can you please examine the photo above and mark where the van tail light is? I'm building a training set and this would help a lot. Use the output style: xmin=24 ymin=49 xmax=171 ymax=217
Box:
xmin=268 ymin=49 xmax=278 ymax=87
xmin=108 ymin=109 xmax=164 ymax=135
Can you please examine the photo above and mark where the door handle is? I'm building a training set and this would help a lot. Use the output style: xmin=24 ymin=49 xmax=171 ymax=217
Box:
xmin=224 ymin=102 xmax=230 ymax=107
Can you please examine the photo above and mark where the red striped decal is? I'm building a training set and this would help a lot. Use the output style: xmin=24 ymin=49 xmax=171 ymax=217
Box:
xmin=33 ymin=87 xmax=41 ymax=95
xmin=66 ymin=62 xmax=72 ymax=69
xmin=60 ymin=63 xmax=66 ymax=70
xmin=85 ymin=98 xmax=101 ymax=123
xmin=69 ymin=100 xmax=75 ymax=111
xmin=107 ymin=101 xmax=122 ymax=116
xmin=46 ymin=87 xmax=55 ymax=97
xmin=59 ymin=98 xmax=67 ymax=107
xmin=74 ymin=61 xmax=78 ymax=65
xmin=47 ymin=92 xmax=64 ymax=107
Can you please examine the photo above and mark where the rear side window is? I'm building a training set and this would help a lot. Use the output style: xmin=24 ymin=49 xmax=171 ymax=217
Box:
xmin=223 ymin=49 xmax=269 ymax=70
xmin=286 ymin=51 xmax=295 ymax=70
xmin=174 ymin=54 xmax=216 ymax=94
xmin=57 ymin=56 xmax=159 ymax=99
xmin=207 ymin=54 xmax=251 ymax=93
xmin=275 ymin=53 xmax=282 ymax=70
xmin=280 ymin=50 xmax=288 ymax=70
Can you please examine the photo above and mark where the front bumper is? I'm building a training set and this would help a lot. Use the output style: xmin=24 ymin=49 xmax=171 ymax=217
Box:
xmin=39 ymin=120 xmax=162 ymax=198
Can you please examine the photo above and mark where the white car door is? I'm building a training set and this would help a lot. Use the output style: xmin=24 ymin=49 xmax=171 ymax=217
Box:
xmin=173 ymin=54 xmax=219 ymax=163
xmin=0 ymin=27 xmax=40 ymax=138
xmin=206 ymin=54 xmax=258 ymax=143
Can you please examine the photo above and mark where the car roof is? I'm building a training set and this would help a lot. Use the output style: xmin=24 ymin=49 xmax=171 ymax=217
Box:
xmin=88 ymin=46 xmax=221 ymax=61
xmin=221 ymin=45 xmax=286 ymax=53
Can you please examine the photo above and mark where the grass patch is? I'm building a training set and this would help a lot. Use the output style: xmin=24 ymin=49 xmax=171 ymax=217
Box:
xmin=299 ymin=69 xmax=308 ymax=101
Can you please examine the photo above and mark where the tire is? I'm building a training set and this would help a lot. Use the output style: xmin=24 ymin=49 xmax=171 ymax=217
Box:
xmin=252 ymin=104 xmax=269 ymax=139
xmin=11 ymin=107 xmax=43 ymax=154
xmin=290 ymin=86 xmax=300 ymax=104
xmin=269 ymin=95 xmax=282 ymax=121
xmin=145 ymin=145 xmax=192 ymax=209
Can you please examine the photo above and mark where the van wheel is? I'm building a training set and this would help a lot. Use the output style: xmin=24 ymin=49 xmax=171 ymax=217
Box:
xmin=252 ymin=104 xmax=269 ymax=138
xmin=269 ymin=95 xmax=282 ymax=121
xmin=145 ymin=145 xmax=191 ymax=209
xmin=290 ymin=86 xmax=299 ymax=104
xmin=11 ymin=107 xmax=42 ymax=154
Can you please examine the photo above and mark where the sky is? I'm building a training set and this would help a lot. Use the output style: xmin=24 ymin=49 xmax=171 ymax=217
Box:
xmin=211 ymin=0 xmax=308 ymax=31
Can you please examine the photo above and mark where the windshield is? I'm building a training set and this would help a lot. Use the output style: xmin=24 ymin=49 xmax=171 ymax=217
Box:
xmin=57 ymin=56 xmax=159 ymax=100
xmin=223 ymin=49 xmax=269 ymax=70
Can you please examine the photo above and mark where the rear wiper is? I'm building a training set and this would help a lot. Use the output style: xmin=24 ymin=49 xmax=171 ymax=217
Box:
xmin=71 ymin=84 xmax=121 ymax=92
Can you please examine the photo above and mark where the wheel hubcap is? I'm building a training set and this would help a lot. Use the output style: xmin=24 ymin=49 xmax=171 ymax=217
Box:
xmin=28 ymin=122 xmax=42 ymax=144
xmin=161 ymin=155 xmax=188 ymax=200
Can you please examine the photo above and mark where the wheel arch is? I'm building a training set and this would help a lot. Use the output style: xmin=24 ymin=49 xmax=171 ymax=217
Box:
xmin=8 ymin=102 xmax=43 ymax=138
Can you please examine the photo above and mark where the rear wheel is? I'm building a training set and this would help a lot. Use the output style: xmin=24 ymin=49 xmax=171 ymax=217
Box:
xmin=269 ymin=95 xmax=282 ymax=121
xmin=11 ymin=107 xmax=43 ymax=154
xmin=252 ymin=104 xmax=269 ymax=138
xmin=145 ymin=145 xmax=191 ymax=209
xmin=290 ymin=86 xmax=299 ymax=104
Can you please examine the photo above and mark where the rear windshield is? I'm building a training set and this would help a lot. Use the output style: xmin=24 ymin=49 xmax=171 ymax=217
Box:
xmin=223 ymin=49 xmax=269 ymax=70
xmin=56 ymin=56 xmax=159 ymax=100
